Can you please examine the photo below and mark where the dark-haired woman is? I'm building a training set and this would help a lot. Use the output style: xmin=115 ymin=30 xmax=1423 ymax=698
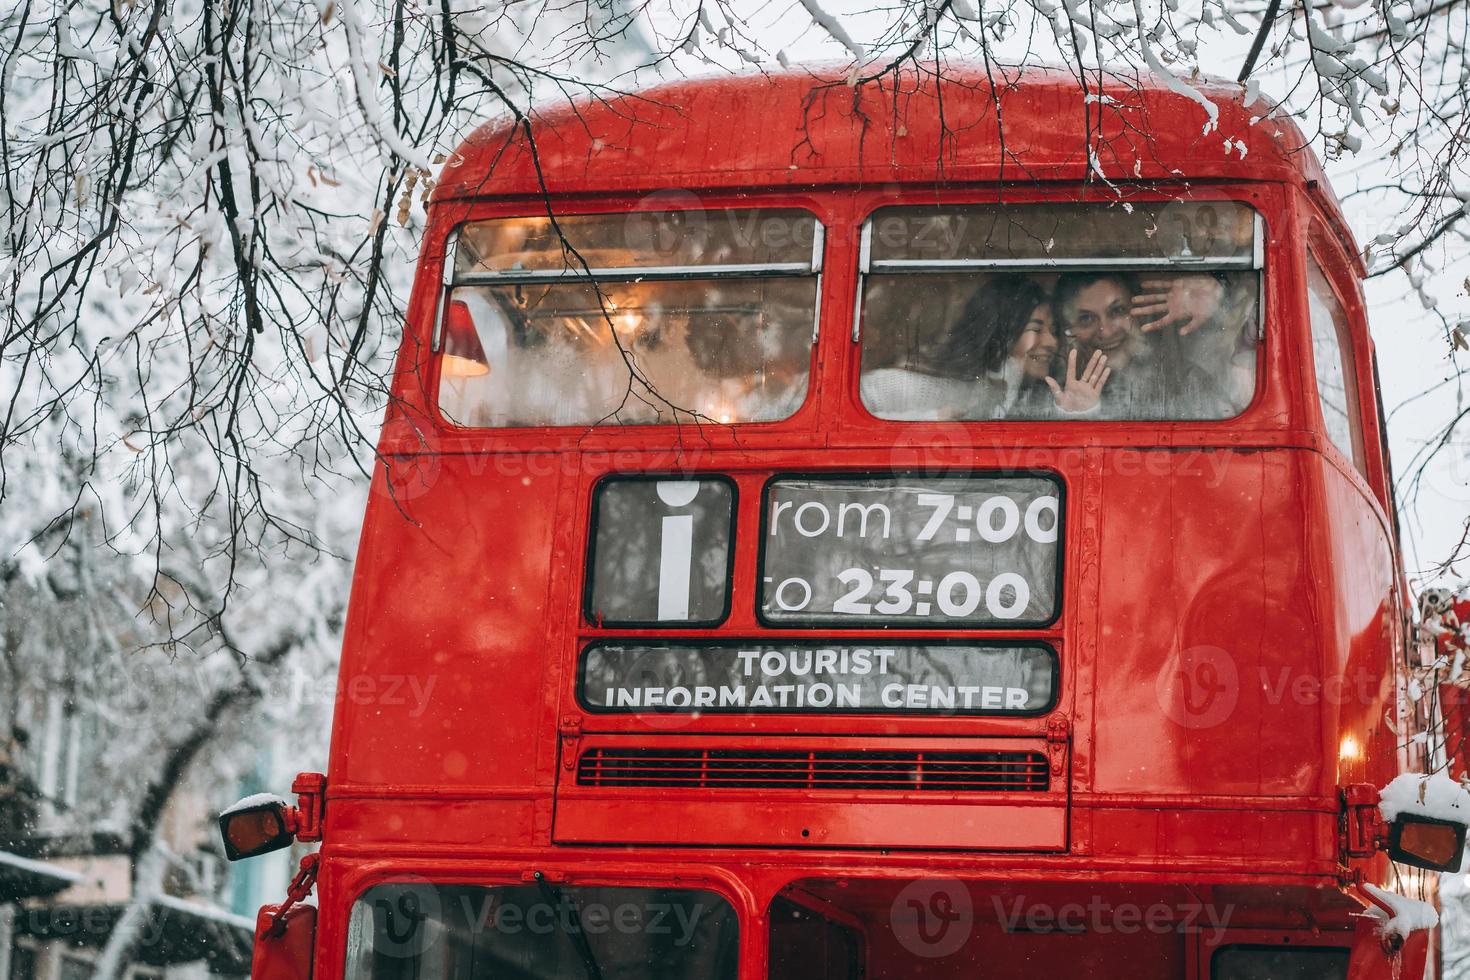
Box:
xmin=954 ymin=276 xmax=1111 ymax=419
xmin=860 ymin=275 xmax=1109 ymax=420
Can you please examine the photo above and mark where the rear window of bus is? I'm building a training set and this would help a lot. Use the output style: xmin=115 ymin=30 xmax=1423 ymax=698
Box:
xmin=435 ymin=208 xmax=821 ymax=428
xmin=856 ymin=201 xmax=1263 ymax=422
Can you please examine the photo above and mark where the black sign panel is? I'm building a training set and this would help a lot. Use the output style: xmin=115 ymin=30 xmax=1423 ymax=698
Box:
xmin=586 ymin=477 xmax=735 ymax=627
xmin=759 ymin=475 xmax=1061 ymax=627
xmin=580 ymin=642 xmax=1056 ymax=715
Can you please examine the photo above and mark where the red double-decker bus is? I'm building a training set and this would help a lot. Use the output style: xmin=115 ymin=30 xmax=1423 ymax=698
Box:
xmin=219 ymin=69 xmax=1466 ymax=979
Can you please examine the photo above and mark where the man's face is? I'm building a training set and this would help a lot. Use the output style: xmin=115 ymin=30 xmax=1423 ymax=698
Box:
xmin=1066 ymin=279 xmax=1137 ymax=367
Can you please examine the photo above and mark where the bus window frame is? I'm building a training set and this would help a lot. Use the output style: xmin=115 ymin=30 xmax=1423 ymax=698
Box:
xmin=753 ymin=468 xmax=1067 ymax=631
xmin=1195 ymin=927 xmax=1351 ymax=979
xmin=1302 ymin=232 xmax=1369 ymax=480
xmin=389 ymin=185 xmax=1305 ymax=459
xmin=582 ymin=471 xmax=740 ymax=629
xmin=839 ymin=188 xmax=1278 ymax=432
xmin=1368 ymin=349 xmax=1403 ymax=548
xmin=428 ymin=202 xmax=830 ymax=434
xmin=330 ymin=867 xmax=754 ymax=980
xmin=1309 ymin=217 xmax=1398 ymax=520
xmin=1286 ymin=206 xmax=1407 ymax=566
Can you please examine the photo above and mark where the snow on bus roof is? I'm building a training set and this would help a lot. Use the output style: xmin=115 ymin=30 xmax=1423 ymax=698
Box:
xmin=433 ymin=66 xmax=1346 ymax=244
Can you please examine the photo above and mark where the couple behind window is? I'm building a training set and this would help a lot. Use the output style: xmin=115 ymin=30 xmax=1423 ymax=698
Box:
xmin=862 ymin=271 xmax=1255 ymax=422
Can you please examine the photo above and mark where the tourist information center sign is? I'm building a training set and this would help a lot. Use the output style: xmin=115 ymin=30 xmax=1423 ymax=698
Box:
xmin=579 ymin=642 xmax=1056 ymax=716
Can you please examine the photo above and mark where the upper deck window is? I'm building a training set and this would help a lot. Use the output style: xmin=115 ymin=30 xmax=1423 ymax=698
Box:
xmin=436 ymin=209 xmax=820 ymax=428
xmin=1304 ymin=253 xmax=1364 ymax=472
xmin=857 ymin=202 xmax=1263 ymax=422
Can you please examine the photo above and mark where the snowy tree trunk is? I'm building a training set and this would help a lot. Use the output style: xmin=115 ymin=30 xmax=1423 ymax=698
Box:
xmin=91 ymin=848 xmax=165 ymax=980
xmin=87 ymin=634 xmax=294 ymax=980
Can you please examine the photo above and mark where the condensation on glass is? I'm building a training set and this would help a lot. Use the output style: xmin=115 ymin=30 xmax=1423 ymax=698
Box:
xmin=1305 ymin=254 xmax=1363 ymax=471
xmin=436 ymin=208 xmax=821 ymax=427
xmin=857 ymin=201 xmax=1264 ymax=422
xmin=344 ymin=882 xmax=739 ymax=980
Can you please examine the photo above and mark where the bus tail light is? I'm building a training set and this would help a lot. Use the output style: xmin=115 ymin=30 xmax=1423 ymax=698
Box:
xmin=440 ymin=299 xmax=490 ymax=378
xmin=1386 ymin=815 xmax=1466 ymax=872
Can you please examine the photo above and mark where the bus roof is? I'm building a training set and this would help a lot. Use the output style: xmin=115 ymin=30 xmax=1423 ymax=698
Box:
xmin=434 ymin=66 xmax=1356 ymax=259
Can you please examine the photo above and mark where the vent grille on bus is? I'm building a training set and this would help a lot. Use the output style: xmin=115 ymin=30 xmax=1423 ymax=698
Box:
xmin=575 ymin=747 xmax=1049 ymax=792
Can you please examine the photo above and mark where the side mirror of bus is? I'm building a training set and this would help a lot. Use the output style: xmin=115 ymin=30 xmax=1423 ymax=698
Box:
xmin=219 ymin=798 xmax=297 ymax=861
xmin=1387 ymin=815 xmax=1467 ymax=872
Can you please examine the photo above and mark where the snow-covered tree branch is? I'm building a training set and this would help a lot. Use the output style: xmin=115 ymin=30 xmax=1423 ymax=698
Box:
xmin=4 ymin=0 xmax=1467 ymax=597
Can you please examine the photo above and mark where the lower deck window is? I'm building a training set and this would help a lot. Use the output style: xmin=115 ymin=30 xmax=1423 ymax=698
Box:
xmin=1211 ymin=944 xmax=1348 ymax=979
xmin=344 ymin=883 xmax=738 ymax=980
